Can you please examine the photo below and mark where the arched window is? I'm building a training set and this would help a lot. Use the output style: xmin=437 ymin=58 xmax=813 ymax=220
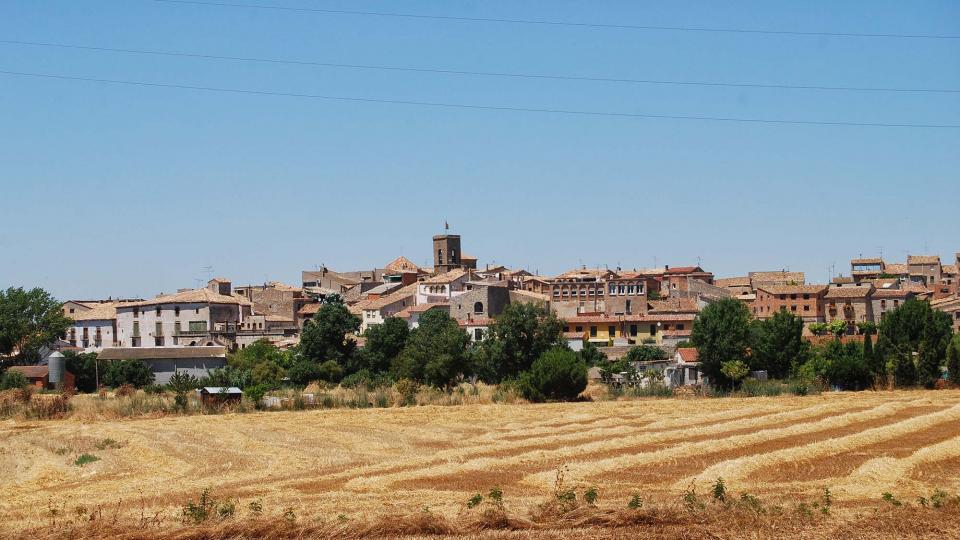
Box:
xmin=473 ymin=302 xmax=483 ymax=314
xmin=451 ymin=249 xmax=457 ymax=262
xmin=437 ymin=249 xmax=444 ymax=265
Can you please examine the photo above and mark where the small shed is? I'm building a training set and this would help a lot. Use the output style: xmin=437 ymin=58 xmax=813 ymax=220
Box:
xmin=198 ymin=387 xmax=243 ymax=407
xmin=8 ymin=365 xmax=75 ymax=391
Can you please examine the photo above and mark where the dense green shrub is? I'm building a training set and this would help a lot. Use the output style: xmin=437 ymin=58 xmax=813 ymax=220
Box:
xmin=518 ymin=348 xmax=587 ymax=403
xmin=103 ymin=359 xmax=154 ymax=389
xmin=0 ymin=369 xmax=29 ymax=390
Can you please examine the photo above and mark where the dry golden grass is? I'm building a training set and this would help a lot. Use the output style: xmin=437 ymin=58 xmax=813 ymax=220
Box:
xmin=2 ymin=390 xmax=960 ymax=538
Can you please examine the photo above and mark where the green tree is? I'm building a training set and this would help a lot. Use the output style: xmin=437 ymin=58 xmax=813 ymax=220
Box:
xmin=518 ymin=348 xmax=588 ymax=403
xmin=720 ymin=359 xmax=750 ymax=388
xmin=103 ymin=359 xmax=154 ymax=388
xmin=947 ymin=338 xmax=960 ymax=386
xmin=863 ymin=331 xmax=881 ymax=378
xmin=472 ymin=303 xmax=566 ymax=383
xmin=877 ymin=298 xmax=952 ymax=388
xmin=167 ymin=370 xmax=199 ymax=410
xmin=63 ymin=351 xmax=100 ymax=393
xmin=0 ymin=369 xmax=29 ymax=390
xmin=577 ymin=340 xmax=607 ymax=367
xmin=317 ymin=360 xmax=344 ymax=383
xmin=249 ymin=361 xmax=284 ymax=388
xmin=749 ymin=311 xmax=808 ymax=378
xmin=624 ymin=345 xmax=668 ymax=363
xmin=828 ymin=319 xmax=848 ymax=339
xmin=808 ymin=322 xmax=829 ymax=336
xmin=0 ymin=287 xmax=72 ymax=362
xmin=690 ymin=299 xmax=752 ymax=389
xmin=299 ymin=296 xmax=361 ymax=367
xmin=916 ymin=343 xmax=942 ymax=389
xmin=892 ymin=352 xmax=917 ymax=387
xmin=393 ymin=309 xmax=471 ymax=389
xmin=821 ymin=341 xmax=871 ymax=390
xmin=230 ymin=340 xmax=293 ymax=371
xmin=359 ymin=317 xmax=410 ymax=374
xmin=286 ymin=361 xmax=322 ymax=386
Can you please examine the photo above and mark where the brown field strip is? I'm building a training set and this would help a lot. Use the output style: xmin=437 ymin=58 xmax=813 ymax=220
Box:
xmin=2 ymin=391 xmax=960 ymax=538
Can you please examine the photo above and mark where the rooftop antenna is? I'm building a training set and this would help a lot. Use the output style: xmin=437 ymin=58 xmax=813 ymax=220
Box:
xmin=202 ymin=265 xmax=214 ymax=281
xmin=697 ymin=255 xmax=702 ymax=267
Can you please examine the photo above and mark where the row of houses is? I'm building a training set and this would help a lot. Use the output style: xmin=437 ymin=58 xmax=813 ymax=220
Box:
xmin=55 ymin=233 xmax=960 ymax=385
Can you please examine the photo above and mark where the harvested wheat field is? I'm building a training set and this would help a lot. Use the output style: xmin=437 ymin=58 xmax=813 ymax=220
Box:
xmin=4 ymin=390 xmax=960 ymax=539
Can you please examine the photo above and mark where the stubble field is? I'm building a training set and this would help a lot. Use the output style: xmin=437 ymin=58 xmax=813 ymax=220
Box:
xmin=3 ymin=390 xmax=960 ymax=538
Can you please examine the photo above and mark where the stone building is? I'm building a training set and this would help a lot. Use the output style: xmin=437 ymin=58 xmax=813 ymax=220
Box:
xmin=416 ymin=269 xmax=470 ymax=305
xmin=872 ymin=288 xmax=914 ymax=322
xmin=907 ymin=255 xmax=942 ymax=287
xmin=660 ymin=266 xmax=715 ymax=295
xmin=448 ymin=284 xmax=511 ymax=323
xmin=823 ymin=285 xmax=875 ymax=334
xmin=115 ymin=280 xmax=252 ymax=349
xmin=753 ymin=285 xmax=828 ymax=324
xmin=233 ymin=281 xmax=311 ymax=328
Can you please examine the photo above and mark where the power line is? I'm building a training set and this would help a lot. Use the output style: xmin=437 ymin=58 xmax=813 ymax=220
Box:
xmin=152 ymin=0 xmax=960 ymax=40
xmin=3 ymin=39 xmax=957 ymax=95
xmin=2 ymin=69 xmax=957 ymax=129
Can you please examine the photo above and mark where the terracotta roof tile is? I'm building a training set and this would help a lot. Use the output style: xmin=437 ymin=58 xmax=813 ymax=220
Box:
xmin=908 ymin=255 xmax=941 ymax=265
xmin=825 ymin=286 xmax=874 ymax=299
xmin=756 ymin=284 xmax=828 ymax=295
xmin=676 ymin=348 xmax=699 ymax=363
xmin=715 ymin=276 xmax=751 ymax=288
xmin=125 ymin=288 xmax=252 ymax=308
xmin=422 ymin=268 xmax=469 ymax=284
xmin=884 ymin=263 xmax=908 ymax=274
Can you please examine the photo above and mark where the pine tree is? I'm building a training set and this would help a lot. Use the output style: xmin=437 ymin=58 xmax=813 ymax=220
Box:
xmin=947 ymin=341 xmax=960 ymax=387
xmin=863 ymin=331 xmax=880 ymax=376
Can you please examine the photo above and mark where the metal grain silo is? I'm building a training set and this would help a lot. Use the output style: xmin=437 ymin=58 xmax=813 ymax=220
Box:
xmin=47 ymin=351 xmax=66 ymax=390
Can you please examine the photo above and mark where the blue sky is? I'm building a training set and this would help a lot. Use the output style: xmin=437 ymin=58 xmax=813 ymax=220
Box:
xmin=1 ymin=0 xmax=958 ymax=300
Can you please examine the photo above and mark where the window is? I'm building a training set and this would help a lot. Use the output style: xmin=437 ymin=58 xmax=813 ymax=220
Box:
xmin=451 ymin=249 xmax=457 ymax=262
xmin=791 ymin=294 xmax=797 ymax=300
xmin=608 ymin=284 xmax=616 ymax=295
xmin=156 ymin=306 xmax=161 ymax=316
xmin=804 ymin=305 xmax=810 ymax=312
xmin=437 ymin=249 xmax=444 ymax=265
xmin=608 ymin=325 xmax=615 ymax=337
xmin=474 ymin=328 xmax=483 ymax=341
xmin=803 ymin=294 xmax=810 ymax=300
xmin=189 ymin=321 xmax=207 ymax=332
xmin=174 ymin=321 xmax=181 ymax=335
xmin=630 ymin=324 xmax=638 ymax=336
xmin=133 ymin=308 xmax=139 ymax=318
xmin=677 ymin=324 xmax=685 ymax=330
xmin=575 ymin=326 xmax=583 ymax=333
xmin=69 ymin=308 xmax=75 ymax=314
xmin=791 ymin=305 xmax=797 ymax=311
xmin=625 ymin=299 xmax=632 ymax=314
xmin=175 ymin=306 xmax=180 ymax=317
xmin=650 ymin=324 xmax=657 ymax=335
xmin=881 ymin=300 xmax=887 ymax=308
xmin=590 ymin=326 xmax=598 ymax=337
xmin=132 ymin=321 xmax=140 ymax=337
xmin=155 ymin=322 xmax=163 ymax=336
